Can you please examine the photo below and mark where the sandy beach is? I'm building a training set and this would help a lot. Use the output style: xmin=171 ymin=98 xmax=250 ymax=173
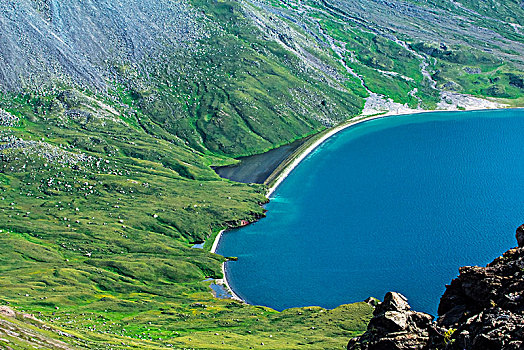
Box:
xmin=266 ymin=113 xmax=387 ymax=198
xmin=266 ymin=104 xmax=508 ymax=198
xmin=210 ymin=229 xmax=245 ymax=302
xmin=210 ymin=229 xmax=225 ymax=254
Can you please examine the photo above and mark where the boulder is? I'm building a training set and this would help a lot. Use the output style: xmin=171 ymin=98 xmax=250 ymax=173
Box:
xmin=347 ymin=292 xmax=434 ymax=350
xmin=516 ymin=224 xmax=524 ymax=247
xmin=436 ymin=240 xmax=524 ymax=350
xmin=0 ymin=305 xmax=16 ymax=317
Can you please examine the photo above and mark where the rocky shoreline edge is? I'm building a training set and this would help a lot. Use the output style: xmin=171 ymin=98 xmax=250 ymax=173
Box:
xmin=348 ymin=225 xmax=524 ymax=350
xmin=210 ymin=229 xmax=244 ymax=303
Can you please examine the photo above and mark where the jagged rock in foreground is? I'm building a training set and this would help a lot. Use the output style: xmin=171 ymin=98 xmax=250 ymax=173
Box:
xmin=347 ymin=292 xmax=435 ymax=350
xmin=348 ymin=227 xmax=524 ymax=350
xmin=437 ymin=229 xmax=524 ymax=350
xmin=516 ymin=224 xmax=524 ymax=248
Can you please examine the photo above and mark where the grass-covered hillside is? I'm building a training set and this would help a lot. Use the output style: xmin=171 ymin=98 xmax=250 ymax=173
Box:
xmin=0 ymin=90 xmax=373 ymax=349
xmin=0 ymin=0 xmax=523 ymax=348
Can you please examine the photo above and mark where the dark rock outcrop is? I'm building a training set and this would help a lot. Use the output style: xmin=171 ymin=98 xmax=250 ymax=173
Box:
xmin=516 ymin=224 xmax=524 ymax=247
xmin=437 ymin=238 xmax=524 ymax=350
xmin=349 ymin=226 xmax=524 ymax=350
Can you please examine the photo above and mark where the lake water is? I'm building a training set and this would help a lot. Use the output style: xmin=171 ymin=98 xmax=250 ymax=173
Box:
xmin=213 ymin=137 xmax=309 ymax=184
xmin=216 ymin=109 xmax=524 ymax=315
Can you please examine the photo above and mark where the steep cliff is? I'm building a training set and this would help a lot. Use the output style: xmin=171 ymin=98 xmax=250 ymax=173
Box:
xmin=348 ymin=225 xmax=524 ymax=350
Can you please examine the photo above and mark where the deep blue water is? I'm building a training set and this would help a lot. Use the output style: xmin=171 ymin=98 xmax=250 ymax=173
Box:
xmin=216 ymin=109 xmax=524 ymax=315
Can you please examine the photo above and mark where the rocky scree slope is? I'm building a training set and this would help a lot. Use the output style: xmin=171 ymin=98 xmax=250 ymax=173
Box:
xmin=243 ymin=0 xmax=524 ymax=115
xmin=348 ymin=225 xmax=524 ymax=350
xmin=323 ymin=0 xmax=524 ymax=68
xmin=0 ymin=305 xmax=77 ymax=349
xmin=0 ymin=0 xmax=203 ymax=90
xmin=0 ymin=0 xmax=366 ymax=157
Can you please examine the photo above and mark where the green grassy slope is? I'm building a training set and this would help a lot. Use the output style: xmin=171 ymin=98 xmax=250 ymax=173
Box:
xmin=413 ymin=42 xmax=524 ymax=103
xmin=0 ymin=0 xmax=523 ymax=348
xmin=245 ymin=0 xmax=523 ymax=109
xmin=118 ymin=0 xmax=366 ymax=158
xmin=0 ymin=89 xmax=373 ymax=348
xmin=0 ymin=2 xmax=379 ymax=348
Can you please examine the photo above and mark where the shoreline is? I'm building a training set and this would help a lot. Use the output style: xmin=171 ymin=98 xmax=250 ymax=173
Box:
xmin=212 ymin=104 xmax=520 ymax=305
xmin=210 ymin=229 xmax=244 ymax=303
xmin=217 ymin=261 xmax=244 ymax=302
xmin=266 ymin=112 xmax=385 ymax=198
xmin=209 ymin=229 xmax=225 ymax=254
xmin=265 ymin=105 xmax=518 ymax=198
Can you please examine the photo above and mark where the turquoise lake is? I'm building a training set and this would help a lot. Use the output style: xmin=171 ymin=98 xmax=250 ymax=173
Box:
xmin=216 ymin=109 xmax=524 ymax=314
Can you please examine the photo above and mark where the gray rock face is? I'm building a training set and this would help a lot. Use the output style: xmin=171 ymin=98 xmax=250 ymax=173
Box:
xmin=0 ymin=0 xmax=204 ymax=90
xmin=437 ymin=238 xmax=524 ymax=350
xmin=449 ymin=308 xmax=524 ymax=350
xmin=322 ymin=0 xmax=524 ymax=67
xmin=464 ymin=67 xmax=482 ymax=74
xmin=0 ymin=109 xmax=19 ymax=126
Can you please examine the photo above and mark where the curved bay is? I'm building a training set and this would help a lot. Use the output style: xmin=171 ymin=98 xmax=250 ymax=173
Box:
xmin=217 ymin=109 xmax=524 ymax=314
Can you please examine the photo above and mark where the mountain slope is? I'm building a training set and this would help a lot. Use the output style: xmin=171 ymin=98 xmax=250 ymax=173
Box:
xmin=2 ymin=0 xmax=522 ymax=156
xmin=1 ymin=0 xmax=368 ymax=156
xmin=0 ymin=0 xmax=202 ymax=90
xmin=0 ymin=0 xmax=523 ymax=348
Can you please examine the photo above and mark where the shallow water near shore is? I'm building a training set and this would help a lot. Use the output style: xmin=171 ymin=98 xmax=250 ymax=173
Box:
xmin=216 ymin=109 xmax=524 ymax=315
xmin=213 ymin=137 xmax=309 ymax=184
